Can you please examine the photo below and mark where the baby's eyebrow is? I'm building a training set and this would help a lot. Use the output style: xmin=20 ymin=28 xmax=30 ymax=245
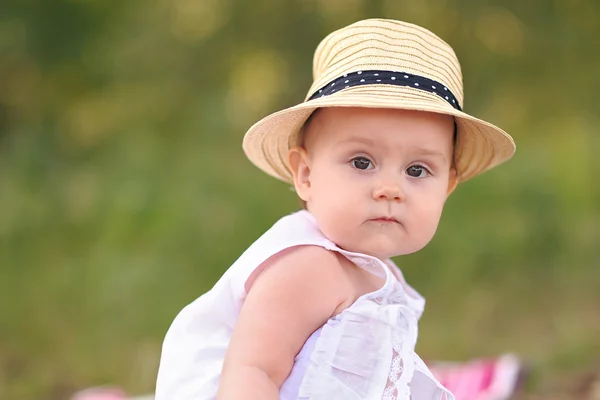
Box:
xmin=338 ymin=138 xmax=447 ymax=158
xmin=412 ymin=148 xmax=448 ymax=162
xmin=337 ymin=136 xmax=377 ymax=146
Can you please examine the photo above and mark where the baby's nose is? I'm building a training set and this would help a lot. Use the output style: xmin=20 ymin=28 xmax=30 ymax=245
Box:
xmin=373 ymin=182 xmax=404 ymax=202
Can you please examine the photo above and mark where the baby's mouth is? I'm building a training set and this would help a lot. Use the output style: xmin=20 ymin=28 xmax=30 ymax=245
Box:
xmin=369 ymin=216 xmax=400 ymax=224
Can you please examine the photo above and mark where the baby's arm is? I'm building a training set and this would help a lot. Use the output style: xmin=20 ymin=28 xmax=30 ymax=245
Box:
xmin=217 ymin=245 xmax=352 ymax=400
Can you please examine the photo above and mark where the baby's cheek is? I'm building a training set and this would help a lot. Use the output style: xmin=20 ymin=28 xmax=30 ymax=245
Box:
xmin=321 ymin=194 xmax=350 ymax=217
xmin=416 ymin=204 xmax=445 ymax=238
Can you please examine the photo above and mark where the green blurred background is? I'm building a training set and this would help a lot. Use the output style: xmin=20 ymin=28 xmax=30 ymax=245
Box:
xmin=0 ymin=0 xmax=598 ymax=398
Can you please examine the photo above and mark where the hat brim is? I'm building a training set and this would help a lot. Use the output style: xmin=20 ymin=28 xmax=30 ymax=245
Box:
xmin=242 ymin=84 xmax=515 ymax=183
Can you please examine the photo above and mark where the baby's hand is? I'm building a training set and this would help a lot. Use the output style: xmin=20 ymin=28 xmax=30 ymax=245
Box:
xmin=217 ymin=245 xmax=352 ymax=400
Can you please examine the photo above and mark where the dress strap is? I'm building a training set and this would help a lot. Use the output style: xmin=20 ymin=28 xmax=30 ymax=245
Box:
xmin=330 ymin=247 xmax=395 ymax=299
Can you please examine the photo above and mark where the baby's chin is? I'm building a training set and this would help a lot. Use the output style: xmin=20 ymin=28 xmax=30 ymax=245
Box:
xmin=336 ymin=236 xmax=426 ymax=260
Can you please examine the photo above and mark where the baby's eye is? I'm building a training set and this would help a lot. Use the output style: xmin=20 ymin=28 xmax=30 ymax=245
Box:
xmin=406 ymin=165 xmax=431 ymax=178
xmin=351 ymin=157 xmax=374 ymax=170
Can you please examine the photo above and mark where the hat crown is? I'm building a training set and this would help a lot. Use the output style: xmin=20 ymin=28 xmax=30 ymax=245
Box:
xmin=307 ymin=19 xmax=464 ymax=106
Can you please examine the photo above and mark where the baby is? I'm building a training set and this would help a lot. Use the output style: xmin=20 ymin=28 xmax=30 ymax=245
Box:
xmin=155 ymin=19 xmax=515 ymax=400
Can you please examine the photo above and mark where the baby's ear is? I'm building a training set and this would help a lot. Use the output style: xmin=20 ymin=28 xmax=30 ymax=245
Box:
xmin=447 ymin=167 xmax=459 ymax=196
xmin=288 ymin=146 xmax=311 ymax=201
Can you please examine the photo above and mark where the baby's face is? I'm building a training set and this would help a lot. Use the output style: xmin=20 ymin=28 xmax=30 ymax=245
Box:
xmin=290 ymin=107 xmax=457 ymax=259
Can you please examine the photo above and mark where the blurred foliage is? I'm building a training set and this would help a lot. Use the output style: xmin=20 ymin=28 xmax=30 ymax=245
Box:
xmin=0 ymin=0 xmax=598 ymax=398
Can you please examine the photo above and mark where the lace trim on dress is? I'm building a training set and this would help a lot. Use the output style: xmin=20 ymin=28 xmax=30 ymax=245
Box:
xmin=382 ymin=341 xmax=405 ymax=399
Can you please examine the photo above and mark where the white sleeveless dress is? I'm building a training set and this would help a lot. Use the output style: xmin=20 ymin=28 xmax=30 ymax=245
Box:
xmin=155 ymin=210 xmax=454 ymax=400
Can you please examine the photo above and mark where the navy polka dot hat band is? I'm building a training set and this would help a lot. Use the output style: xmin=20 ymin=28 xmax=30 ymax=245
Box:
xmin=308 ymin=70 xmax=462 ymax=111
xmin=243 ymin=19 xmax=515 ymax=183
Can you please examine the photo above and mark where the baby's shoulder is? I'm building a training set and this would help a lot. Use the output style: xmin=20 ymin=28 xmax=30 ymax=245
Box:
xmin=256 ymin=245 xmax=351 ymax=286
xmin=264 ymin=246 xmax=379 ymax=314
xmin=246 ymin=245 xmax=356 ymax=309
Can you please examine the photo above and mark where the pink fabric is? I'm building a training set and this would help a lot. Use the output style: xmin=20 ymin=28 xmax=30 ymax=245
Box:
xmin=429 ymin=354 xmax=522 ymax=400
xmin=71 ymin=387 xmax=127 ymax=400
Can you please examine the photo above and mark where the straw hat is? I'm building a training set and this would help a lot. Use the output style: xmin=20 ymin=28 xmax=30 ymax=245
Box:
xmin=242 ymin=19 xmax=515 ymax=183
